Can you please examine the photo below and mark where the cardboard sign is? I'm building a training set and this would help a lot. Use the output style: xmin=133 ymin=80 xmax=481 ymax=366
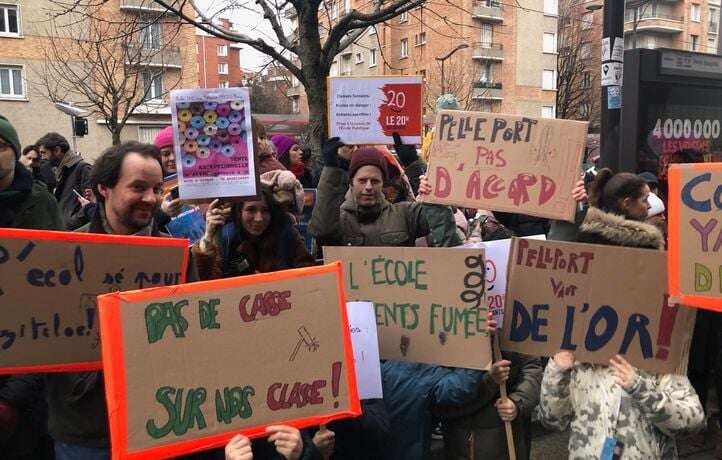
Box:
xmin=324 ymin=246 xmax=491 ymax=370
xmin=170 ymin=88 xmax=259 ymax=201
xmin=461 ymin=235 xmax=546 ymax=327
xmin=501 ymin=238 xmax=696 ymax=375
xmin=98 ymin=263 xmax=360 ymax=459
xmin=0 ymin=229 xmax=187 ymax=374
xmin=424 ymin=110 xmax=587 ymax=222
xmin=668 ymin=163 xmax=722 ymax=311
xmin=346 ymin=302 xmax=383 ymax=400
xmin=328 ymin=76 xmax=423 ymax=145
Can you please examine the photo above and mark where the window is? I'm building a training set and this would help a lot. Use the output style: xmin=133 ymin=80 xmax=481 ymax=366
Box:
xmin=581 ymin=12 xmax=593 ymax=30
xmin=217 ymin=45 xmax=227 ymax=56
xmin=542 ymin=69 xmax=556 ymax=90
xmin=218 ymin=81 xmax=229 ymax=88
xmin=0 ymin=5 xmax=19 ymax=36
xmin=369 ymin=48 xmax=377 ymax=67
xmin=691 ymin=34 xmax=699 ymax=51
xmin=142 ymin=71 xmax=163 ymax=101
xmin=581 ymin=42 xmax=592 ymax=60
xmin=344 ymin=0 xmax=351 ymax=14
xmin=543 ymin=32 xmax=557 ymax=53
xmin=0 ymin=65 xmax=23 ymax=98
xmin=291 ymin=97 xmax=300 ymax=113
xmin=140 ymin=19 xmax=161 ymax=50
xmin=400 ymin=11 xmax=409 ymax=23
xmin=541 ymin=105 xmax=556 ymax=118
xmin=355 ymin=52 xmax=364 ymax=64
xmin=139 ymin=127 xmax=163 ymax=144
xmin=543 ymin=0 xmax=558 ymax=16
xmin=691 ymin=4 xmax=701 ymax=22
xmin=711 ymin=7 xmax=719 ymax=31
xmin=481 ymin=23 xmax=493 ymax=47
xmin=329 ymin=2 xmax=338 ymax=20
xmin=400 ymin=38 xmax=408 ymax=58
xmin=709 ymin=37 xmax=718 ymax=52
xmin=341 ymin=53 xmax=352 ymax=75
xmin=646 ymin=35 xmax=657 ymax=49
xmin=416 ymin=31 xmax=427 ymax=46
xmin=580 ymin=103 xmax=590 ymax=118
xmin=218 ymin=63 xmax=228 ymax=74
xmin=582 ymin=71 xmax=591 ymax=88
xmin=480 ymin=62 xmax=493 ymax=82
xmin=480 ymin=101 xmax=494 ymax=113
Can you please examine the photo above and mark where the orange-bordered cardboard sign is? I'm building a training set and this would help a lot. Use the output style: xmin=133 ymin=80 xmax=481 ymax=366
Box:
xmin=97 ymin=262 xmax=360 ymax=459
xmin=668 ymin=163 xmax=722 ymax=311
xmin=500 ymin=238 xmax=696 ymax=375
xmin=423 ymin=110 xmax=588 ymax=222
xmin=0 ymin=228 xmax=188 ymax=375
xmin=324 ymin=246 xmax=491 ymax=370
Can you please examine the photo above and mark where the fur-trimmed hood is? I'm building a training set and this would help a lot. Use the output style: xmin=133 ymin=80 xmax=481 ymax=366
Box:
xmin=578 ymin=206 xmax=665 ymax=250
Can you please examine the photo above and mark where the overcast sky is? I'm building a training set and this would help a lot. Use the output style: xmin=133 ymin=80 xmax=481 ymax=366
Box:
xmin=195 ymin=0 xmax=290 ymax=72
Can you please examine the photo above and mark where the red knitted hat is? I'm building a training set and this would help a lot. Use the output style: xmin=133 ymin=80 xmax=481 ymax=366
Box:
xmin=349 ymin=147 xmax=388 ymax=181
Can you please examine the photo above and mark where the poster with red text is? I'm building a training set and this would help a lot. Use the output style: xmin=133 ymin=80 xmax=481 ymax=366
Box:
xmin=328 ymin=76 xmax=423 ymax=145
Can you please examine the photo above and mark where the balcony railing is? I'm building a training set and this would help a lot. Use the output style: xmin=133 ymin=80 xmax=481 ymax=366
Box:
xmin=120 ymin=0 xmax=177 ymax=14
xmin=472 ymin=42 xmax=504 ymax=60
xmin=126 ymin=45 xmax=182 ymax=68
xmin=472 ymin=82 xmax=503 ymax=99
xmin=287 ymin=85 xmax=303 ymax=97
xmin=473 ymin=81 xmax=502 ymax=89
xmin=472 ymin=1 xmax=503 ymax=21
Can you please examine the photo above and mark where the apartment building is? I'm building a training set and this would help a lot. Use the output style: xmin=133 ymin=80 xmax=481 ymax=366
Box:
xmin=287 ymin=0 xmax=558 ymax=119
xmin=0 ymin=0 xmax=197 ymax=160
xmin=624 ymin=0 xmax=721 ymax=53
xmin=196 ymin=18 xmax=247 ymax=88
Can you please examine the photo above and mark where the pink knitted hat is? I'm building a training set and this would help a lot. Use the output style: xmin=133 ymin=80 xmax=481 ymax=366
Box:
xmin=154 ymin=126 xmax=174 ymax=149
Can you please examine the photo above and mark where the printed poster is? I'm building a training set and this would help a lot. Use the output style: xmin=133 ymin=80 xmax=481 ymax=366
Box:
xmin=171 ymin=88 xmax=259 ymax=201
xmin=328 ymin=76 xmax=423 ymax=145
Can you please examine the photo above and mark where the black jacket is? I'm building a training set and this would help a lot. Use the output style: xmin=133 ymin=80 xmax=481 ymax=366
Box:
xmin=316 ymin=399 xmax=391 ymax=460
xmin=54 ymin=154 xmax=91 ymax=230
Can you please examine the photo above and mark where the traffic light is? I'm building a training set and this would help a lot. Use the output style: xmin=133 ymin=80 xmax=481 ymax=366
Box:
xmin=73 ymin=117 xmax=88 ymax=137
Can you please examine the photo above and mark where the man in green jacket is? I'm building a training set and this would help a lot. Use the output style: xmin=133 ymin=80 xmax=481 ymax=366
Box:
xmin=309 ymin=138 xmax=460 ymax=248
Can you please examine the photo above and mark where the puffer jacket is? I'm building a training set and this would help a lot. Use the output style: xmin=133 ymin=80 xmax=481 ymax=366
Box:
xmin=537 ymin=205 xmax=704 ymax=459
xmin=309 ymin=166 xmax=460 ymax=248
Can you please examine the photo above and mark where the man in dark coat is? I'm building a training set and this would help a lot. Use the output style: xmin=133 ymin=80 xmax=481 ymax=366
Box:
xmin=36 ymin=132 xmax=91 ymax=230
xmin=0 ymin=115 xmax=61 ymax=459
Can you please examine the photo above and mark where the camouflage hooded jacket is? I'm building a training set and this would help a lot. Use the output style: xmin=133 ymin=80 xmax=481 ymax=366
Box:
xmin=538 ymin=358 xmax=704 ymax=459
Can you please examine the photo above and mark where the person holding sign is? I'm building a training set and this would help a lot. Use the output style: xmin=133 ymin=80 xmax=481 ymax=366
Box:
xmin=46 ymin=142 xmax=198 ymax=459
xmin=193 ymin=184 xmax=314 ymax=279
xmin=538 ymin=169 xmax=704 ymax=459
xmin=224 ymin=426 xmax=314 ymax=460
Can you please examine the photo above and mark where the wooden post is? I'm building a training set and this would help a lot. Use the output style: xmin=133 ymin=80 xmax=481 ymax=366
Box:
xmin=493 ymin=333 xmax=517 ymax=460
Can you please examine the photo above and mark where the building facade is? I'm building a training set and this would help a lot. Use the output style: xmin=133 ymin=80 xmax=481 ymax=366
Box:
xmin=196 ymin=18 xmax=247 ymax=89
xmin=287 ymin=0 xmax=559 ymax=120
xmin=0 ymin=0 xmax=197 ymax=162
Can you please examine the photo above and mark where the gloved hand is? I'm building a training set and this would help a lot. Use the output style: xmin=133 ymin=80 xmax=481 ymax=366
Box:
xmin=393 ymin=132 xmax=419 ymax=167
xmin=322 ymin=137 xmax=348 ymax=169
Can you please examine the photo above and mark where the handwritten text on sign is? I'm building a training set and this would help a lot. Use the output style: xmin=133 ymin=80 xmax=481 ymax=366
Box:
xmin=501 ymin=238 xmax=696 ymax=375
xmin=668 ymin=163 xmax=722 ymax=311
xmin=0 ymin=229 xmax=187 ymax=374
xmin=98 ymin=264 xmax=359 ymax=458
xmin=324 ymin=246 xmax=491 ymax=370
xmin=424 ymin=111 xmax=587 ymax=222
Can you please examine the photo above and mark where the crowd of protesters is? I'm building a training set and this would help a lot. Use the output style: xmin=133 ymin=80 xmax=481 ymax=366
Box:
xmin=0 ymin=92 xmax=720 ymax=460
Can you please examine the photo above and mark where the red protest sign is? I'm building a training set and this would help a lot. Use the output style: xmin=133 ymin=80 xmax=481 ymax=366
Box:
xmin=98 ymin=263 xmax=360 ymax=459
xmin=0 ymin=228 xmax=187 ymax=375
xmin=668 ymin=163 xmax=722 ymax=311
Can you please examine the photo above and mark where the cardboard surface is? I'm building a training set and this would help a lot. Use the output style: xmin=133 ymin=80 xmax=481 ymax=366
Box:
xmin=346 ymin=302 xmax=383 ymax=400
xmin=324 ymin=246 xmax=491 ymax=370
xmin=424 ymin=111 xmax=587 ymax=221
xmin=328 ymin=76 xmax=423 ymax=145
xmin=98 ymin=263 xmax=360 ymax=459
xmin=501 ymin=238 xmax=696 ymax=375
xmin=0 ymin=229 xmax=187 ymax=374
xmin=668 ymin=163 xmax=722 ymax=311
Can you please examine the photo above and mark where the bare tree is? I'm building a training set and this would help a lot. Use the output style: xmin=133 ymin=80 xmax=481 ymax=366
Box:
xmin=556 ymin=0 xmax=599 ymax=126
xmin=35 ymin=5 xmax=185 ymax=144
xmin=424 ymin=57 xmax=477 ymax=111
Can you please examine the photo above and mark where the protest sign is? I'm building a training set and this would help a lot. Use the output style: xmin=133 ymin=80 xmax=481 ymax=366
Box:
xmin=98 ymin=263 xmax=360 ymax=459
xmin=668 ymin=163 xmax=722 ymax=311
xmin=461 ymin=235 xmax=546 ymax=327
xmin=171 ymin=88 xmax=259 ymax=201
xmin=346 ymin=302 xmax=383 ymax=400
xmin=0 ymin=229 xmax=187 ymax=374
xmin=324 ymin=246 xmax=491 ymax=370
xmin=424 ymin=111 xmax=588 ymax=221
xmin=328 ymin=76 xmax=423 ymax=145
xmin=500 ymin=238 xmax=696 ymax=374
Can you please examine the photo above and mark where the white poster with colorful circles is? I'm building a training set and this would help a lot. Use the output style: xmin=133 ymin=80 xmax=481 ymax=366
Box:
xmin=170 ymin=88 xmax=257 ymax=201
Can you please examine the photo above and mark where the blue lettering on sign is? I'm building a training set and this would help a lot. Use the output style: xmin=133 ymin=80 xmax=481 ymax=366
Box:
xmin=681 ymin=172 xmax=722 ymax=212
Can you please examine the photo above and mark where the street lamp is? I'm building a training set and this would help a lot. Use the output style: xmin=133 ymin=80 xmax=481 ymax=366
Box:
xmin=436 ymin=44 xmax=469 ymax=96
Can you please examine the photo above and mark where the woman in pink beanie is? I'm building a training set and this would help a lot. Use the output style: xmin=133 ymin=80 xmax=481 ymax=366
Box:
xmin=271 ymin=134 xmax=314 ymax=188
xmin=153 ymin=126 xmax=176 ymax=177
